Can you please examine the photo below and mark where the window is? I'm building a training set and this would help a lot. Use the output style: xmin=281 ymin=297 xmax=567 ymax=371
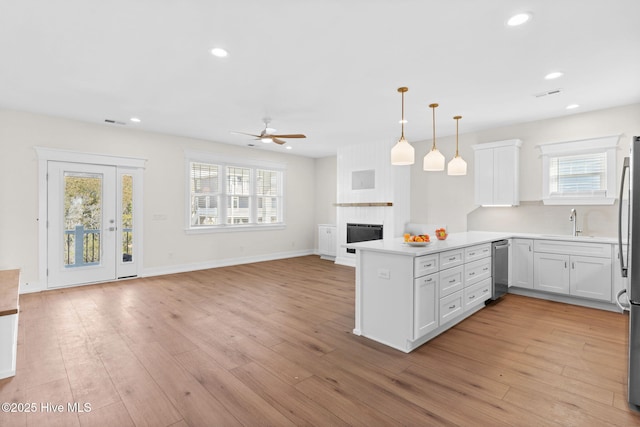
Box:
xmin=186 ymin=151 xmax=285 ymax=231
xmin=539 ymin=135 xmax=619 ymax=205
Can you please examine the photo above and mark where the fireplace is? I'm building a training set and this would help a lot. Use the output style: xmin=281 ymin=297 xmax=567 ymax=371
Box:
xmin=346 ymin=223 xmax=383 ymax=253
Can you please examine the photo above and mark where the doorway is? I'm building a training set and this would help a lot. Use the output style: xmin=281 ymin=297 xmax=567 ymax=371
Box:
xmin=38 ymin=149 xmax=145 ymax=289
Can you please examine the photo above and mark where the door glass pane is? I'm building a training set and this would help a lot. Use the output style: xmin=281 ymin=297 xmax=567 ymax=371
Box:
xmin=122 ymin=174 xmax=133 ymax=262
xmin=63 ymin=172 xmax=102 ymax=267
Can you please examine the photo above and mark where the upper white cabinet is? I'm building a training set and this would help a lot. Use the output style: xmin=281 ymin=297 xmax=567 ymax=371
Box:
xmin=472 ymin=139 xmax=522 ymax=206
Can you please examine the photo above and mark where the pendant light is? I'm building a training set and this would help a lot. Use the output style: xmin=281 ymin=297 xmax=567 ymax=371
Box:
xmin=423 ymin=103 xmax=445 ymax=171
xmin=447 ymin=115 xmax=467 ymax=176
xmin=390 ymin=87 xmax=415 ymax=165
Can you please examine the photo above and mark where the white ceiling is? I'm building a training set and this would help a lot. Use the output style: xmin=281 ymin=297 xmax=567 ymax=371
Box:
xmin=1 ymin=0 xmax=639 ymax=158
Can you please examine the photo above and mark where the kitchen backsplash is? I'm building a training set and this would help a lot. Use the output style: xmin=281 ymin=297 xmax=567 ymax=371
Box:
xmin=467 ymin=200 xmax=618 ymax=237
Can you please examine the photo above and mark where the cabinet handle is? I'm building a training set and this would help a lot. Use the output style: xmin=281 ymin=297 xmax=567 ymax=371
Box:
xmin=483 ymin=289 xmax=489 ymax=293
xmin=572 ymin=262 xmax=575 ymax=269
xmin=565 ymin=261 xmax=567 ymax=268
xmin=449 ymin=279 xmax=456 ymax=283
xmin=469 ymin=295 xmax=476 ymax=299
xmin=469 ymin=252 xmax=476 ymax=256
xmin=529 ymin=245 xmax=532 ymax=252
xmin=469 ymin=272 xmax=475 ymax=276
xmin=449 ymin=257 xmax=456 ymax=261
xmin=449 ymin=305 xmax=456 ymax=309
xmin=426 ymin=278 xmax=432 ymax=282
xmin=483 ymin=267 xmax=489 ymax=271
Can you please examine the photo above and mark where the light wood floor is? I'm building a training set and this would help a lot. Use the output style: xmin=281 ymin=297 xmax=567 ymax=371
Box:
xmin=1 ymin=255 xmax=639 ymax=426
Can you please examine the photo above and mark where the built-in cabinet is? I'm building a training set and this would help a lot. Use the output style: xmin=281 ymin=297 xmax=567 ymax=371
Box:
xmin=472 ymin=139 xmax=522 ymax=206
xmin=318 ymin=224 xmax=337 ymax=259
xmin=512 ymin=238 xmax=534 ymax=288
xmin=512 ymin=238 xmax=613 ymax=303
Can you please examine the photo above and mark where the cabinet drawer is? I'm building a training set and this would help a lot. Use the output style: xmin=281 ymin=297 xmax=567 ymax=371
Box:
xmin=414 ymin=254 xmax=439 ymax=278
xmin=533 ymin=240 xmax=611 ymax=258
xmin=465 ymin=243 xmax=492 ymax=262
xmin=464 ymin=257 xmax=492 ymax=286
xmin=439 ymin=265 xmax=464 ymax=297
xmin=463 ymin=278 xmax=492 ymax=311
xmin=440 ymin=291 xmax=464 ymax=325
xmin=439 ymin=249 xmax=464 ymax=270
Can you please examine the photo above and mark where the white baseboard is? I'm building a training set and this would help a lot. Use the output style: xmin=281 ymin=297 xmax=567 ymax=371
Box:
xmin=18 ymin=249 xmax=316 ymax=294
xmin=141 ymin=249 xmax=316 ymax=278
xmin=335 ymin=256 xmax=355 ymax=267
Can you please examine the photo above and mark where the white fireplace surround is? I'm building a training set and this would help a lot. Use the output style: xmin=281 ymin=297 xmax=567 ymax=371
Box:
xmin=335 ymin=141 xmax=410 ymax=266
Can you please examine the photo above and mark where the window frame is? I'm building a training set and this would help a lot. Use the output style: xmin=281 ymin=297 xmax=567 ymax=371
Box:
xmin=538 ymin=135 xmax=619 ymax=205
xmin=185 ymin=150 xmax=286 ymax=233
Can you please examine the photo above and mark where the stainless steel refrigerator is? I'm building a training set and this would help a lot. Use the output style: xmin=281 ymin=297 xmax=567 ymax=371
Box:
xmin=618 ymin=135 xmax=640 ymax=409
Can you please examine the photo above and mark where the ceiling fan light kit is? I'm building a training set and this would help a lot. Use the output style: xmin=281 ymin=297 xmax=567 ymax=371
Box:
xmin=391 ymin=87 xmax=415 ymax=165
xmin=233 ymin=119 xmax=306 ymax=146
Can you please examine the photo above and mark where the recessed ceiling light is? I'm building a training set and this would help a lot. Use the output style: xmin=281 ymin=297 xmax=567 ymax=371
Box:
xmin=507 ymin=12 xmax=532 ymax=27
xmin=130 ymin=117 xmax=141 ymax=123
xmin=566 ymin=104 xmax=580 ymax=110
xmin=545 ymin=72 xmax=564 ymax=80
xmin=210 ymin=47 xmax=228 ymax=58
xmin=286 ymin=146 xmax=292 ymax=150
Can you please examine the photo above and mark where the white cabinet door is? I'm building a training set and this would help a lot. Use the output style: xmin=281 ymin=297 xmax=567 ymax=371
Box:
xmin=570 ymin=255 xmax=612 ymax=301
xmin=534 ymin=252 xmax=570 ymax=294
xmin=473 ymin=140 xmax=521 ymax=206
xmin=512 ymin=239 xmax=534 ymax=289
xmin=414 ymin=274 xmax=438 ymax=340
xmin=474 ymin=148 xmax=494 ymax=205
xmin=318 ymin=225 xmax=336 ymax=257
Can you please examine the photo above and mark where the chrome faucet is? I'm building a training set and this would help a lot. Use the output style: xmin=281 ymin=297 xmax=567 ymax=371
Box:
xmin=569 ymin=209 xmax=582 ymax=236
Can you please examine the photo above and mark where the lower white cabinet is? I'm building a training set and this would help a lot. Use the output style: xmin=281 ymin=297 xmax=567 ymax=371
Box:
xmin=533 ymin=240 xmax=612 ymax=302
xmin=512 ymin=239 xmax=534 ymax=288
xmin=318 ymin=224 xmax=336 ymax=258
xmin=534 ymin=252 xmax=571 ymax=294
xmin=440 ymin=290 xmax=464 ymax=325
xmin=414 ymin=273 xmax=438 ymax=340
xmin=463 ymin=278 xmax=492 ymax=312
xmin=570 ymin=255 xmax=612 ymax=301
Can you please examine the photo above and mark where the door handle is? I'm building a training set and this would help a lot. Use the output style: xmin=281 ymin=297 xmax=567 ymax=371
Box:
xmin=108 ymin=227 xmax=116 ymax=231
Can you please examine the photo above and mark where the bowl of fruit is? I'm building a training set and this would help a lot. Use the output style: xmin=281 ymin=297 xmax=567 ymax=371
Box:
xmin=404 ymin=234 xmax=431 ymax=246
xmin=435 ymin=228 xmax=448 ymax=240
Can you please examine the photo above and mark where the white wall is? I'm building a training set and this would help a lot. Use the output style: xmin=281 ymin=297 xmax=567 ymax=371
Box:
xmin=0 ymin=109 xmax=317 ymax=291
xmin=409 ymin=103 xmax=640 ymax=236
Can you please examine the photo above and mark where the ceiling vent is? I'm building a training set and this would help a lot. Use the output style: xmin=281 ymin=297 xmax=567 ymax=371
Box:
xmin=534 ymin=88 xmax=563 ymax=98
xmin=104 ymin=119 xmax=126 ymax=125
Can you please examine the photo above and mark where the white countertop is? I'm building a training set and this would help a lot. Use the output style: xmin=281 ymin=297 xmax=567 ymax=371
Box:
xmin=344 ymin=231 xmax=618 ymax=257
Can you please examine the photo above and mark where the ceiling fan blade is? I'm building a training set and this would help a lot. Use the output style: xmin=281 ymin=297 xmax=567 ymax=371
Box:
xmin=231 ymin=131 xmax=262 ymax=138
xmin=271 ymin=134 xmax=306 ymax=138
xmin=272 ymin=138 xmax=287 ymax=145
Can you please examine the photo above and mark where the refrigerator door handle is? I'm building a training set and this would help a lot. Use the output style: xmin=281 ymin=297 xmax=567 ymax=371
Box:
xmin=617 ymin=288 xmax=631 ymax=312
xmin=619 ymin=157 xmax=630 ymax=278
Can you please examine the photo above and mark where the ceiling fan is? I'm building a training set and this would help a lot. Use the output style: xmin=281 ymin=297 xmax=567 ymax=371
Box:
xmin=232 ymin=119 xmax=306 ymax=145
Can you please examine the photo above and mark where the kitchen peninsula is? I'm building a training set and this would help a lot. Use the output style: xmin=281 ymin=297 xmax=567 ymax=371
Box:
xmin=346 ymin=231 xmax=510 ymax=353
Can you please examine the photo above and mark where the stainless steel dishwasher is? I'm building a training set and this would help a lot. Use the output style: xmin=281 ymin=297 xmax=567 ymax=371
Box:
xmin=491 ymin=240 xmax=509 ymax=300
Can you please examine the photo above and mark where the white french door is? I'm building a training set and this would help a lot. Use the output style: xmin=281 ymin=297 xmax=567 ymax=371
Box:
xmin=47 ymin=161 xmax=141 ymax=288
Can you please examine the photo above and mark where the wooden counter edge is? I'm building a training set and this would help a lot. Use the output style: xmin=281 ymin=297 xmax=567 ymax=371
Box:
xmin=0 ymin=269 xmax=20 ymax=318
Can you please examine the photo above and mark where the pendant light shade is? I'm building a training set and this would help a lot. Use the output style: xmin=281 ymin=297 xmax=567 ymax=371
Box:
xmin=391 ymin=87 xmax=415 ymax=165
xmin=447 ymin=115 xmax=467 ymax=175
xmin=423 ymin=103 xmax=445 ymax=171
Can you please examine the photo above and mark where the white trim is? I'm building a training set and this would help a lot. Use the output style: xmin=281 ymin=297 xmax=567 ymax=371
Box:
xmin=538 ymin=135 xmax=619 ymax=206
xmin=141 ymin=249 xmax=313 ymax=277
xmin=472 ymin=138 xmax=523 ymax=151
xmin=35 ymin=147 xmax=145 ymax=290
xmin=537 ymin=134 xmax=620 ymax=155
xmin=35 ymin=146 xmax=147 ymax=169
xmin=185 ymin=151 xmax=287 ymax=231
